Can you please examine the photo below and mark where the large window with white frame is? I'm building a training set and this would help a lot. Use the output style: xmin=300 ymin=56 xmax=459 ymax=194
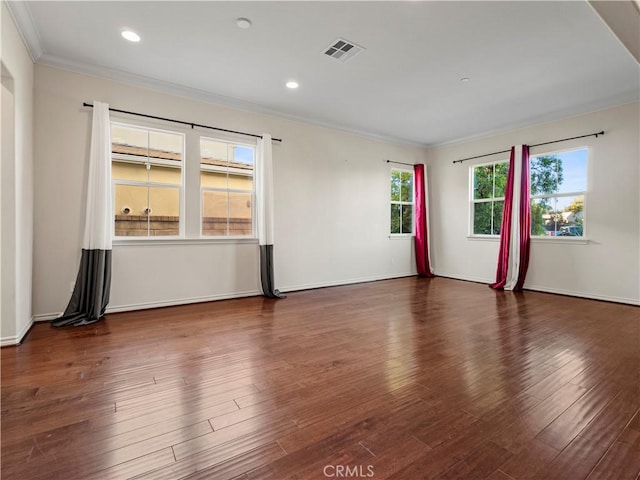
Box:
xmin=390 ymin=168 xmax=414 ymax=234
xmin=200 ymin=137 xmax=255 ymax=237
xmin=530 ymin=148 xmax=587 ymax=237
xmin=471 ymin=161 xmax=508 ymax=235
xmin=111 ymin=123 xmax=184 ymax=237
xmin=469 ymin=147 xmax=587 ymax=238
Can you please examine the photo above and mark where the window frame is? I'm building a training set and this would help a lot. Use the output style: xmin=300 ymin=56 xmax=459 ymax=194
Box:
xmin=389 ymin=167 xmax=415 ymax=237
xmin=111 ymin=121 xmax=186 ymax=240
xmin=529 ymin=146 xmax=588 ymax=240
xmin=469 ymin=159 xmax=508 ymax=238
xmin=199 ymin=136 xmax=257 ymax=239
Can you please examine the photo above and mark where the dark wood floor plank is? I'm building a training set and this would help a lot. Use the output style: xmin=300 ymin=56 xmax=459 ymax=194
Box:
xmin=2 ymin=277 xmax=638 ymax=480
xmin=578 ymin=389 xmax=639 ymax=448
xmin=536 ymin=435 xmax=610 ymax=480
xmin=586 ymin=440 xmax=640 ymax=480
xmin=437 ymin=441 xmax=512 ymax=480
xmin=497 ymin=437 xmax=560 ymax=480
xmin=491 ymin=382 xmax=588 ymax=453
xmin=132 ymin=441 xmax=286 ymax=480
xmin=535 ymin=379 xmax=622 ymax=451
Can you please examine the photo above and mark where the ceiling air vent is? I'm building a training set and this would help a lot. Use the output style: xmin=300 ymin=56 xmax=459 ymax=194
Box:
xmin=323 ymin=38 xmax=364 ymax=63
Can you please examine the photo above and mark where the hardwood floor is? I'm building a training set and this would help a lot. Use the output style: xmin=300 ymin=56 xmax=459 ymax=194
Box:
xmin=2 ymin=277 xmax=639 ymax=479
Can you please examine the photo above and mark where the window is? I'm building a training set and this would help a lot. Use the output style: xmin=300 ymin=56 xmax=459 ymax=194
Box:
xmin=530 ymin=148 xmax=587 ymax=237
xmin=471 ymin=161 xmax=508 ymax=235
xmin=200 ymin=138 xmax=255 ymax=237
xmin=390 ymin=169 xmax=413 ymax=234
xmin=111 ymin=123 xmax=184 ymax=237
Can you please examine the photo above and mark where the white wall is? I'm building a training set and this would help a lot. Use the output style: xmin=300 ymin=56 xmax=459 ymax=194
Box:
xmin=1 ymin=2 xmax=35 ymax=345
xmin=32 ymin=65 xmax=424 ymax=319
xmin=428 ymin=102 xmax=640 ymax=304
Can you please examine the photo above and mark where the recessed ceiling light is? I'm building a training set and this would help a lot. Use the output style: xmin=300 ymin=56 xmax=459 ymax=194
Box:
xmin=286 ymin=81 xmax=299 ymax=89
xmin=236 ymin=17 xmax=252 ymax=29
xmin=121 ymin=30 xmax=141 ymax=42
xmin=460 ymin=77 xmax=470 ymax=83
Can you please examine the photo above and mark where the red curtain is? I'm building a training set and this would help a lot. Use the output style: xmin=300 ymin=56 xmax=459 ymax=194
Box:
xmin=414 ymin=164 xmax=434 ymax=277
xmin=514 ymin=145 xmax=531 ymax=291
xmin=490 ymin=147 xmax=516 ymax=290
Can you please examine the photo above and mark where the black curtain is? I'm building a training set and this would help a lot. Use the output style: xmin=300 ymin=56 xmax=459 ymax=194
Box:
xmin=51 ymin=250 xmax=111 ymax=327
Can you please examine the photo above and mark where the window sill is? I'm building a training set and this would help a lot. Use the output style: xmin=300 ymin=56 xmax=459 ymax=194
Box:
xmin=388 ymin=234 xmax=414 ymax=240
xmin=467 ymin=235 xmax=499 ymax=242
xmin=467 ymin=235 xmax=589 ymax=245
xmin=531 ymin=236 xmax=590 ymax=245
xmin=113 ymin=237 xmax=259 ymax=246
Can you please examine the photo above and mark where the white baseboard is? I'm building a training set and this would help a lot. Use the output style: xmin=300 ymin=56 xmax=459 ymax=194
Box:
xmin=105 ymin=290 xmax=262 ymax=314
xmin=31 ymin=275 xmax=418 ymax=324
xmin=32 ymin=290 xmax=262 ymax=322
xmin=1 ymin=319 xmax=34 ymax=347
xmin=435 ymin=271 xmax=640 ymax=306
xmin=33 ymin=312 xmax=60 ymax=322
xmin=433 ymin=272 xmax=493 ymax=285
xmin=281 ymin=272 xmax=417 ymax=293
xmin=523 ymin=284 xmax=640 ymax=306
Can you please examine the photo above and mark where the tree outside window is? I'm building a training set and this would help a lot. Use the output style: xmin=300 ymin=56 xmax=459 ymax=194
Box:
xmin=470 ymin=148 xmax=587 ymax=238
xmin=390 ymin=169 xmax=414 ymax=234
xmin=530 ymin=149 xmax=586 ymax=237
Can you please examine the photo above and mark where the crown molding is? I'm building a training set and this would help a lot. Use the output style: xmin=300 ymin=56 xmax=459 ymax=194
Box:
xmin=432 ymin=93 xmax=639 ymax=150
xmin=36 ymin=53 xmax=427 ymax=150
xmin=4 ymin=0 xmax=43 ymax=62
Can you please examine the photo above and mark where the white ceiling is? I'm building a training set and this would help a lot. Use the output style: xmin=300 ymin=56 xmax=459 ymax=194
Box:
xmin=8 ymin=1 xmax=640 ymax=146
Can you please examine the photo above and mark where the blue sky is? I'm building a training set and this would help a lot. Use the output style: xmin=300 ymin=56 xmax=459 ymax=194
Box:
xmin=531 ymin=148 xmax=587 ymax=211
xmin=234 ymin=146 xmax=254 ymax=165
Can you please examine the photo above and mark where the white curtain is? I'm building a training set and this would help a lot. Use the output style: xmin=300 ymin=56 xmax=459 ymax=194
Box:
xmin=256 ymin=134 xmax=284 ymax=298
xmin=52 ymin=101 xmax=113 ymax=327
xmin=83 ymin=102 xmax=112 ymax=250
xmin=505 ymin=145 xmax=523 ymax=291
xmin=256 ymin=134 xmax=274 ymax=247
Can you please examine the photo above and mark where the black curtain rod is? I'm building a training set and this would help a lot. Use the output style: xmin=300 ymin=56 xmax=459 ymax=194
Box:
xmin=386 ymin=159 xmax=414 ymax=167
xmin=453 ymin=130 xmax=604 ymax=164
xmin=82 ymin=103 xmax=282 ymax=142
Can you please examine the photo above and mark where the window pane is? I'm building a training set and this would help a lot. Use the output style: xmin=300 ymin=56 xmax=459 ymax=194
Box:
xmin=111 ymin=124 xmax=148 ymax=156
xmin=148 ymin=130 xmax=183 ymax=162
xmin=201 ymin=138 xmax=231 ymax=164
xmin=228 ymin=192 xmax=252 ymax=236
xmin=494 ymin=163 xmax=508 ymax=198
xmin=531 ymin=197 xmax=558 ymax=236
xmin=556 ymin=195 xmax=584 ymax=236
xmin=492 ymin=201 xmax=504 ymax=235
xmin=400 ymin=171 xmax=413 ymax=202
xmin=390 ymin=204 xmax=401 ymax=234
xmin=112 ymin=124 xmax=184 ymax=163
xmin=148 ymin=164 xmax=182 ymax=185
xmin=114 ymin=184 xmax=149 ymax=236
xmin=391 ymin=171 xmax=401 ymax=201
xmin=115 ymin=185 xmax=180 ymax=237
xmin=231 ymin=146 xmax=254 ymax=190
xmin=401 ymin=204 xmax=413 ymax=234
xmin=112 ymin=160 xmax=148 ymax=182
xmin=530 ymin=155 xmax=560 ymax=196
xmin=474 ymin=165 xmax=493 ymax=200
xmin=148 ymin=187 xmax=180 ymax=236
xmin=473 ymin=202 xmax=492 ymax=235
xmin=200 ymin=139 xmax=256 ymax=237
xmin=556 ymin=149 xmax=587 ymax=194
xmin=201 ymin=168 xmax=228 ymax=189
xmin=202 ymin=190 xmax=229 ymax=236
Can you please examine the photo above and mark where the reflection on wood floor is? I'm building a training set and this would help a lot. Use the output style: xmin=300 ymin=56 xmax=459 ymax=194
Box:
xmin=2 ymin=277 xmax=639 ymax=479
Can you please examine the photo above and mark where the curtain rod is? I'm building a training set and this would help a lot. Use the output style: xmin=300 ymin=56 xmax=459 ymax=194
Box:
xmin=453 ymin=130 xmax=604 ymax=164
xmin=386 ymin=159 xmax=414 ymax=166
xmin=82 ymin=103 xmax=282 ymax=143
